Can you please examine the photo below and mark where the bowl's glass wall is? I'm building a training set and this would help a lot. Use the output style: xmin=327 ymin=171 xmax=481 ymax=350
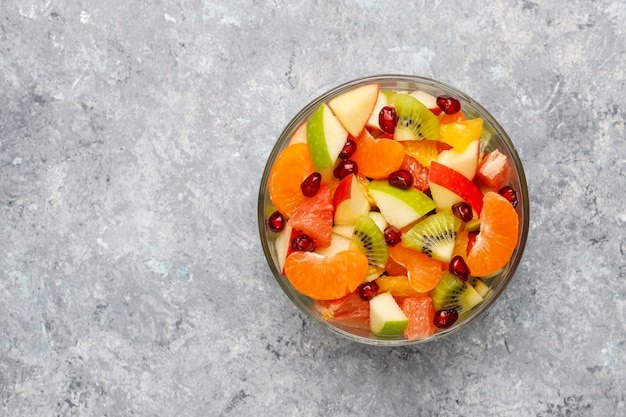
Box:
xmin=258 ymin=75 xmax=529 ymax=346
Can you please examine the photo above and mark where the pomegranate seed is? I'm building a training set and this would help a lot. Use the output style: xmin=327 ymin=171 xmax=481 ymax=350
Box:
xmin=358 ymin=281 xmax=379 ymax=301
xmin=300 ymin=172 xmax=322 ymax=197
xmin=499 ymin=186 xmax=519 ymax=208
xmin=451 ymin=202 xmax=473 ymax=222
xmin=334 ymin=159 xmax=358 ymax=180
xmin=378 ymin=106 xmax=397 ymax=134
xmin=384 ymin=225 xmax=402 ymax=247
xmin=449 ymin=255 xmax=470 ymax=281
xmin=436 ymin=95 xmax=461 ymax=115
xmin=267 ymin=211 xmax=285 ymax=233
xmin=339 ymin=138 xmax=357 ymax=160
xmin=290 ymin=234 xmax=315 ymax=252
xmin=388 ymin=169 xmax=413 ymax=190
xmin=434 ymin=309 xmax=459 ymax=329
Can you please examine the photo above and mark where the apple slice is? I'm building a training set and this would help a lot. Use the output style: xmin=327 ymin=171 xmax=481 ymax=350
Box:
xmin=332 ymin=224 xmax=355 ymax=239
xmin=410 ymin=90 xmax=442 ymax=115
xmin=435 ymin=139 xmax=479 ymax=180
xmin=316 ymin=233 xmax=352 ymax=257
xmin=307 ymin=103 xmax=348 ymax=171
xmin=275 ymin=225 xmax=295 ymax=272
xmin=288 ymin=121 xmax=308 ymax=146
xmin=366 ymin=90 xmax=393 ymax=130
xmin=328 ymin=83 xmax=379 ymax=137
xmin=370 ymin=292 xmax=409 ymax=336
xmin=367 ymin=180 xmax=436 ymax=229
xmin=429 ymin=161 xmax=484 ymax=215
xmin=368 ymin=211 xmax=388 ymax=232
xmin=333 ymin=174 xmax=370 ymax=225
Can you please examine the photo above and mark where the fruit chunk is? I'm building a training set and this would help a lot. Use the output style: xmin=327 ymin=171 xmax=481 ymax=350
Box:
xmin=351 ymin=129 xmax=405 ymax=179
xmin=368 ymin=180 xmax=435 ymax=229
xmin=466 ymin=192 xmax=519 ymax=277
xmin=288 ymin=183 xmax=333 ymax=248
xmin=389 ymin=243 xmax=443 ymax=293
xmin=402 ymin=297 xmax=436 ymax=340
xmin=369 ymin=292 xmax=409 ymax=336
xmin=393 ymin=93 xmax=440 ymax=141
xmin=328 ymin=83 xmax=379 ymax=137
xmin=435 ymin=139 xmax=479 ymax=180
xmin=431 ymin=272 xmax=483 ymax=316
xmin=333 ymin=174 xmax=370 ymax=225
xmin=307 ymin=103 xmax=349 ymax=171
xmin=475 ymin=149 xmax=511 ymax=190
xmin=366 ymin=90 xmax=392 ymax=130
xmin=429 ymin=161 xmax=484 ymax=215
xmin=350 ymin=215 xmax=389 ymax=268
xmin=402 ymin=212 xmax=462 ymax=263
xmin=315 ymin=291 xmax=370 ymax=325
xmin=268 ymin=143 xmax=315 ymax=217
xmin=439 ymin=118 xmax=483 ymax=150
xmin=284 ymin=250 xmax=369 ymax=300
xmin=400 ymin=154 xmax=430 ymax=192
xmin=402 ymin=140 xmax=439 ymax=167
xmin=375 ymin=275 xmax=423 ymax=297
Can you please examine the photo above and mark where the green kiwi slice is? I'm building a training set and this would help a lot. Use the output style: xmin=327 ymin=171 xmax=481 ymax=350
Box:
xmin=401 ymin=212 xmax=462 ymax=262
xmin=393 ymin=93 xmax=440 ymax=141
xmin=431 ymin=272 xmax=483 ymax=316
xmin=350 ymin=215 xmax=388 ymax=268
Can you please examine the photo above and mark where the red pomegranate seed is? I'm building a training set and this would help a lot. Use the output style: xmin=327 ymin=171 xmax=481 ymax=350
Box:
xmin=378 ymin=106 xmax=397 ymax=134
xmin=358 ymin=281 xmax=379 ymax=301
xmin=449 ymin=255 xmax=470 ymax=281
xmin=388 ymin=169 xmax=413 ymax=190
xmin=300 ymin=172 xmax=322 ymax=197
xmin=434 ymin=309 xmax=459 ymax=329
xmin=384 ymin=225 xmax=402 ymax=247
xmin=290 ymin=234 xmax=315 ymax=252
xmin=436 ymin=95 xmax=461 ymax=115
xmin=499 ymin=185 xmax=519 ymax=208
xmin=339 ymin=138 xmax=357 ymax=160
xmin=334 ymin=159 xmax=358 ymax=180
xmin=267 ymin=211 xmax=285 ymax=233
xmin=451 ymin=202 xmax=473 ymax=222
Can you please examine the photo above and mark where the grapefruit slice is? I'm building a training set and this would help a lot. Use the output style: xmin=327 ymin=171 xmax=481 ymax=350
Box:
xmin=283 ymin=250 xmax=369 ymax=300
xmin=287 ymin=183 xmax=333 ymax=248
xmin=268 ymin=143 xmax=315 ymax=218
xmin=466 ymin=192 xmax=519 ymax=277
xmin=402 ymin=297 xmax=436 ymax=340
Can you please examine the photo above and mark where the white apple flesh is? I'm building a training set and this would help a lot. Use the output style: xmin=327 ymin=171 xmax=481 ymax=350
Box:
xmin=369 ymin=292 xmax=409 ymax=336
xmin=333 ymin=174 xmax=371 ymax=225
xmin=328 ymin=83 xmax=379 ymax=137
xmin=307 ymin=103 xmax=348 ymax=171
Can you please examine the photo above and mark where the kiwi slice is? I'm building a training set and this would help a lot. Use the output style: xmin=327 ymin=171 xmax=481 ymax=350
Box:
xmin=402 ymin=212 xmax=462 ymax=262
xmin=431 ymin=272 xmax=483 ymax=316
xmin=393 ymin=93 xmax=440 ymax=141
xmin=350 ymin=215 xmax=388 ymax=268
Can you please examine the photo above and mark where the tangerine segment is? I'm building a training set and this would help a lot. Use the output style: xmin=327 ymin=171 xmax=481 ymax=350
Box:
xmin=268 ymin=143 xmax=315 ymax=218
xmin=389 ymin=244 xmax=444 ymax=293
xmin=402 ymin=140 xmax=439 ymax=167
xmin=284 ymin=250 xmax=369 ymax=300
xmin=351 ymin=129 xmax=405 ymax=179
xmin=466 ymin=192 xmax=519 ymax=277
xmin=402 ymin=297 xmax=435 ymax=340
xmin=439 ymin=118 xmax=483 ymax=151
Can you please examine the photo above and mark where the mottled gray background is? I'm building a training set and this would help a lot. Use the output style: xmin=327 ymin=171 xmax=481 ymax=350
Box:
xmin=1 ymin=0 xmax=624 ymax=416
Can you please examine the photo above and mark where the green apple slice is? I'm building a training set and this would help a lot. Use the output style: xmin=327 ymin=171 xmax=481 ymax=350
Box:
xmin=367 ymin=180 xmax=436 ymax=229
xmin=370 ymin=292 xmax=409 ymax=336
xmin=307 ymin=103 xmax=348 ymax=171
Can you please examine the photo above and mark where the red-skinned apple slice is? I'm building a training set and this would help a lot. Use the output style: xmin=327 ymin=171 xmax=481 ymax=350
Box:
xmin=410 ymin=90 xmax=442 ymax=115
xmin=333 ymin=174 xmax=370 ymax=225
xmin=429 ymin=161 xmax=484 ymax=215
xmin=328 ymin=83 xmax=379 ymax=137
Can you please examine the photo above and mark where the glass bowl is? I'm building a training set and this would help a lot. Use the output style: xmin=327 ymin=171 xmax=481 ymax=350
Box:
xmin=258 ymin=75 xmax=529 ymax=346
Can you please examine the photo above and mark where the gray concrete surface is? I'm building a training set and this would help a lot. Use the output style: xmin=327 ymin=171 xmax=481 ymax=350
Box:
xmin=1 ymin=1 xmax=624 ymax=416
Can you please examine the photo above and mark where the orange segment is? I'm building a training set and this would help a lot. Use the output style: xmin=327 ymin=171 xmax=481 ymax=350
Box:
xmin=439 ymin=118 xmax=483 ymax=151
xmin=287 ymin=183 xmax=333 ymax=248
xmin=452 ymin=230 xmax=470 ymax=261
xmin=389 ymin=244 xmax=444 ymax=293
xmin=268 ymin=143 xmax=315 ymax=217
xmin=385 ymin=255 xmax=408 ymax=276
xmin=375 ymin=275 xmax=425 ymax=298
xmin=402 ymin=140 xmax=439 ymax=167
xmin=402 ymin=297 xmax=435 ymax=340
xmin=438 ymin=110 xmax=467 ymax=125
xmin=466 ymin=192 xmax=519 ymax=277
xmin=351 ymin=129 xmax=405 ymax=179
xmin=283 ymin=250 xmax=369 ymax=300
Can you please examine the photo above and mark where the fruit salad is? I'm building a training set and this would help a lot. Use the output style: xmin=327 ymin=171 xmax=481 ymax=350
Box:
xmin=262 ymin=80 xmax=524 ymax=341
